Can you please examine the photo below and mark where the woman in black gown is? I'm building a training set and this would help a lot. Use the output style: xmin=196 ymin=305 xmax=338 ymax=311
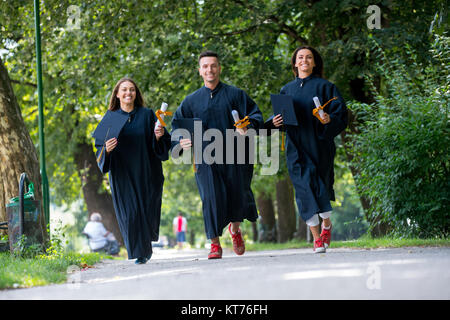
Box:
xmin=268 ymin=46 xmax=348 ymax=253
xmin=95 ymin=78 xmax=171 ymax=264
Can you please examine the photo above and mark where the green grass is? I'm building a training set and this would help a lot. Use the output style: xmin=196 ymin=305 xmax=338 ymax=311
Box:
xmin=245 ymin=236 xmax=450 ymax=251
xmin=0 ymin=251 xmax=105 ymax=290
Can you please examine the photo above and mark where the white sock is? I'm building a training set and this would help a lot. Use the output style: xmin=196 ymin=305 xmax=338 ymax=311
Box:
xmin=322 ymin=222 xmax=331 ymax=230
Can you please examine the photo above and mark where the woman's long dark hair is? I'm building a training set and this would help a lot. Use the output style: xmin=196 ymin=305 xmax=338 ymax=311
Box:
xmin=291 ymin=46 xmax=324 ymax=78
xmin=108 ymin=77 xmax=145 ymax=111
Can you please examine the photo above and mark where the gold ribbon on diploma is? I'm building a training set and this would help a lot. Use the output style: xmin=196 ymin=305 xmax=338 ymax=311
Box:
xmin=281 ymin=131 xmax=285 ymax=151
xmin=155 ymin=110 xmax=173 ymax=127
xmin=233 ymin=116 xmax=250 ymax=129
xmin=312 ymin=97 xmax=337 ymax=124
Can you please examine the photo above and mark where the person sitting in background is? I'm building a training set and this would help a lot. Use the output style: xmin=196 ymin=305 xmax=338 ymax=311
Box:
xmin=83 ymin=212 xmax=119 ymax=255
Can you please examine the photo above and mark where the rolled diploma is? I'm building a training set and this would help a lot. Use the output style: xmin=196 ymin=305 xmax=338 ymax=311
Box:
xmin=156 ymin=102 xmax=168 ymax=128
xmin=313 ymin=96 xmax=324 ymax=120
xmin=232 ymin=110 xmax=240 ymax=123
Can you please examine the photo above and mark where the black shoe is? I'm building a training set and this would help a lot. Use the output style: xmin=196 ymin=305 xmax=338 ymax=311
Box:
xmin=135 ymin=257 xmax=148 ymax=264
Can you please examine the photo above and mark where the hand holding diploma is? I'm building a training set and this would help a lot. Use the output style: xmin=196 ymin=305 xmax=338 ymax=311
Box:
xmin=154 ymin=125 xmax=165 ymax=141
xmin=232 ymin=110 xmax=248 ymax=135
xmin=313 ymin=96 xmax=334 ymax=124
xmin=321 ymin=113 xmax=330 ymax=124
xmin=155 ymin=102 xmax=172 ymax=141
xmin=156 ymin=102 xmax=169 ymax=128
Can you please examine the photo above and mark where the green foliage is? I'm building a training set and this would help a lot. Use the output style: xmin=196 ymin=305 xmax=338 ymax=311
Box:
xmin=0 ymin=250 xmax=103 ymax=289
xmin=350 ymin=34 xmax=450 ymax=238
xmin=2 ymin=0 xmax=447 ymax=241
xmin=332 ymin=170 xmax=368 ymax=240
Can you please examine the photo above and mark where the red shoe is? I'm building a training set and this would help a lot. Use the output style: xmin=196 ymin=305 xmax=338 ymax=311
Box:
xmin=228 ymin=223 xmax=245 ymax=255
xmin=320 ymin=224 xmax=332 ymax=249
xmin=314 ymin=237 xmax=326 ymax=253
xmin=208 ymin=243 xmax=222 ymax=259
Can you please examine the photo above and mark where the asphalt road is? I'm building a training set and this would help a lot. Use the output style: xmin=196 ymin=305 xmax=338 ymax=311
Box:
xmin=1 ymin=246 xmax=449 ymax=300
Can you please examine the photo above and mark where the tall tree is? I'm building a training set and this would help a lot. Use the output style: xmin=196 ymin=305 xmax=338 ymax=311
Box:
xmin=0 ymin=57 xmax=46 ymax=240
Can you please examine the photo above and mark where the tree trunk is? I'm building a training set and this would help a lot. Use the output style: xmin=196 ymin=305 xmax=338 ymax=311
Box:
xmin=276 ymin=178 xmax=296 ymax=243
xmin=296 ymin=216 xmax=308 ymax=241
xmin=256 ymin=191 xmax=277 ymax=242
xmin=189 ymin=230 xmax=195 ymax=246
xmin=73 ymin=141 xmax=123 ymax=245
xmin=251 ymin=221 xmax=258 ymax=242
xmin=0 ymin=57 xmax=46 ymax=241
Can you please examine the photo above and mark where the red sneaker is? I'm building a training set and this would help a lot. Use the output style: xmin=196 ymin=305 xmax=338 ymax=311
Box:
xmin=228 ymin=223 xmax=245 ymax=255
xmin=320 ymin=224 xmax=332 ymax=249
xmin=314 ymin=237 xmax=326 ymax=253
xmin=208 ymin=243 xmax=222 ymax=259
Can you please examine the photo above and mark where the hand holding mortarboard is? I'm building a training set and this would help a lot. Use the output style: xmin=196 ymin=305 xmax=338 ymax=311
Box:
xmin=270 ymin=94 xmax=298 ymax=127
xmin=92 ymin=110 xmax=129 ymax=162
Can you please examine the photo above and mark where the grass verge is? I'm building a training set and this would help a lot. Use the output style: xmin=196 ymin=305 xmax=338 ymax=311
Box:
xmin=245 ymin=236 xmax=450 ymax=251
xmin=0 ymin=251 xmax=105 ymax=290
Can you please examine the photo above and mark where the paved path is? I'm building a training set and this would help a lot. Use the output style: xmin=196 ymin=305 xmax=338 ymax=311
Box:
xmin=1 ymin=246 xmax=449 ymax=300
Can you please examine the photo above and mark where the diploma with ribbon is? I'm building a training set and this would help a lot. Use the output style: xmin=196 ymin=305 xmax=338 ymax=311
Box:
xmin=312 ymin=96 xmax=337 ymax=124
xmin=155 ymin=102 xmax=173 ymax=128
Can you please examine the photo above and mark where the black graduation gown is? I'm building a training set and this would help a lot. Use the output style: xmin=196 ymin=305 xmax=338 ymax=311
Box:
xmin=266 ymin=75 xmax=348 ymax=222
xmin=171 ymin=82 xmax=263 ymax=239
xmin=95 ymin=106 xmax=171 ymax=259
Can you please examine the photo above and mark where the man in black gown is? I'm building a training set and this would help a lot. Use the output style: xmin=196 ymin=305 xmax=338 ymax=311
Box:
xmin=171 ymin=51 xmax=263 ymax=259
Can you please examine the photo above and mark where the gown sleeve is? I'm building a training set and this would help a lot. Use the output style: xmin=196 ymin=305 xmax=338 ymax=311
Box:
xmin=239 ymin=90 xmax=263 ymax=130
xmin=320 ymin=84 xmax=348 ymax=140
xmin=170 ymin=99 xmax=191 ymax=157
xmin=95 ymin=138 xmax=111 ymax=173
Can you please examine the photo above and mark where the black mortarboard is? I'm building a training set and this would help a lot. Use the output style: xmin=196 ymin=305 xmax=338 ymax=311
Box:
xmin=270 ymin=94 xmax=298 ymax=126
xmin=92 ymin=110 xmax=129 ymax=143
xmin=171 ymin=118 xmax=203 ymax=140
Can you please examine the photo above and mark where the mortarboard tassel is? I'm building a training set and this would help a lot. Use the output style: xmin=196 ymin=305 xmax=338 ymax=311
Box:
xmin=193 ymin=152 xmax=197 ymax=173
xmin=96 ymin=145 xmax=105 ymax=164
xmin=96 ymin=127 xmax=111 ymax=164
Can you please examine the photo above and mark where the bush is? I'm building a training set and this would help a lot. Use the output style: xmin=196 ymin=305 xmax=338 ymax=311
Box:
xmin=350 ymin=34 xmax=449 ymax=238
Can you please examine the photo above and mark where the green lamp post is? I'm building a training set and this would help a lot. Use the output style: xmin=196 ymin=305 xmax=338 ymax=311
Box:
xmin=33 ymin=0 xmax=50 ymax=230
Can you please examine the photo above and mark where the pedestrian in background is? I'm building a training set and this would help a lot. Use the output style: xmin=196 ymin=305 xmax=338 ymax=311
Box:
xmin=173 ymin=212 xmax=188 ymax=249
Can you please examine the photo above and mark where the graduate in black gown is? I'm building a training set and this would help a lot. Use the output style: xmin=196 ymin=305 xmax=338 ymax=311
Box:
xmin=266 ymin=46 xmax=348 ymax=253
xmin=95 ymin=78 xmax=171 ymax=264
xmin=171 ymin=51 xmax=263 ymax=259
